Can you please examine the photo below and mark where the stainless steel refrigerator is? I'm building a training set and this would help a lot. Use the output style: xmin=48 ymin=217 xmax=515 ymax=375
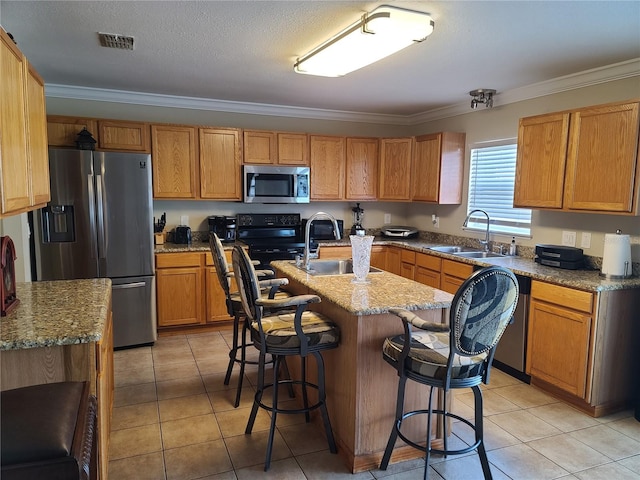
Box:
xmin=33 ymin=148 xmax=157 ymax=348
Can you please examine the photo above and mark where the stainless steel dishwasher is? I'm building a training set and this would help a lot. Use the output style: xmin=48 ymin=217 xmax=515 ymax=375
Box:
xmin=493 ymin=273 xmax=531 ymax=383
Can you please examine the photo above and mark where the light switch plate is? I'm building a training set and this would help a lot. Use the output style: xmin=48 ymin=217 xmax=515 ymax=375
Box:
xmin=384 ymin=214 xmax=391 ymax=224
xmin=581 ymin=232 xmax=591 ymax=249
xmin=180 ymin=215 xmax=189 ymax=226
xmin=562 ymin=230 xmax=576 ymax=247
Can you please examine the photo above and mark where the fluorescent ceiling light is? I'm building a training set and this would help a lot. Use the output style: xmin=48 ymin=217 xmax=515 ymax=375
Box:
xmin=294 ymin=5 xmax=434 ymax=77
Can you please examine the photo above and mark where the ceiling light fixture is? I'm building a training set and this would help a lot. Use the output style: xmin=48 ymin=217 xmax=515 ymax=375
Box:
xmin=469 ymin=89 xmax=496 ymax=109
xmin=294 ymin=5 xmax=434 ymax=77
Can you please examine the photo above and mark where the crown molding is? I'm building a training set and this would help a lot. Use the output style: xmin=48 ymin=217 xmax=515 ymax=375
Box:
xmin=409 ymin=58 xmax=640 ymax=124
xmin=45 ymin=58 xmax=640 ymax=126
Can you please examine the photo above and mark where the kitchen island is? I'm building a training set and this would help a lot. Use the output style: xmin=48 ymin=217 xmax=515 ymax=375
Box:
xmin=270 ymin=260 xmax=453 ymax=473
xmin=0 ymin=278 xmax=114 ymax=480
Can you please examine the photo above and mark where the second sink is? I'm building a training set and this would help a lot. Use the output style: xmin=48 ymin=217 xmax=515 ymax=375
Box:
xmin=453 ymin=251 xmax=505 ymax=258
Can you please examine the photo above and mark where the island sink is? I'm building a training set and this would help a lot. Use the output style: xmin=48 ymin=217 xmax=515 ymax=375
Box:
xmin=296 ymin=259 xmax=382 ymax=276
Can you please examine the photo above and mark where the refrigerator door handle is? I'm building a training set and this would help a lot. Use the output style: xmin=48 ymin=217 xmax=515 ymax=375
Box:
xmin=87 ymin=174 xmax=98 ymax=259
xmin=112 ymin=282 xmax=147 ymax=289
xmin=96 ymin=174 xmax=107 ymax=259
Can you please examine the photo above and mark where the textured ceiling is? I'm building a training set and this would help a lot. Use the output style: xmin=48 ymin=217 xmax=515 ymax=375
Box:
xmin=1 ymin=1 xmax=639 ymax=117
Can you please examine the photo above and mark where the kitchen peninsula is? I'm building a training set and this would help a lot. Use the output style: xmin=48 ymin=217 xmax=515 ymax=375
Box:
xmin=0 ymin=278 xmax=114 ymax=480
xmin=270 ymin=260 xmax=453 ymax=473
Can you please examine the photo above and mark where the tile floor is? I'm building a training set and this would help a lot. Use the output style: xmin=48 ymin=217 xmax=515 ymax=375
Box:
xmin=109 ymin=329 xmax=640 ymax=479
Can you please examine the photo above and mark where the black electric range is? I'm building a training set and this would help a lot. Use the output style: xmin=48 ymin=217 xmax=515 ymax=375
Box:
xmin=236 ymin=213 xmax=305 ymax=268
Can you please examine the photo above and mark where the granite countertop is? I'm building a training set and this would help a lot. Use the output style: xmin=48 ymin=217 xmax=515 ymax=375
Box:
xmin=0 ymin=278 xmax=112 ymax=351
xmin=156 ymin=238 xmax=640 ymax=292
xmin=318 ymin=239 xmax=640 ymax=292
xmin=271 ymin=260 xmax=453 ymax=316
xmin=155 ymin=241 xmax=240 ymax=253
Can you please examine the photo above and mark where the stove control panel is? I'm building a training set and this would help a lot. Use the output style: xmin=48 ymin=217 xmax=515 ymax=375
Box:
xmin=237 ymin=213 xmax=301 ymax=227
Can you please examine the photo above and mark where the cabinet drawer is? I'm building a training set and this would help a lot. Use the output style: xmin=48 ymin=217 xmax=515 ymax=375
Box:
xmin=531 ymin=281 xmax=593 ymax=313
xmin=441 ymin=259 xmax=473 ymax=279
xmin=204 ymin=250 xmax=233 ymax=266
xmin=416 ymin=252 xmax=441 ymax=271
xmin=400 ymin=249 xmax=416 ymax=264
xmin=156 ymin=252 xmax=203 ymax=268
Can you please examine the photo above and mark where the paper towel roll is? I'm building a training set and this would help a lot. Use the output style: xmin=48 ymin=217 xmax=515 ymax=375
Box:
xmin=601 ymin=233 xmax=632 ymax=278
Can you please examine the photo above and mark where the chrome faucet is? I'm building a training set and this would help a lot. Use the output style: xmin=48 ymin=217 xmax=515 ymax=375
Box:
xmin=463 ymin=209 xmax=491 ymax=252
xmin=303 ymin=212 xmax=340 ymax=270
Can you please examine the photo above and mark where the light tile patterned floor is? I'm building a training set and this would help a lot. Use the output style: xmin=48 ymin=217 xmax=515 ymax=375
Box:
xmin=109 ymin=329 xmax=640 ymax=479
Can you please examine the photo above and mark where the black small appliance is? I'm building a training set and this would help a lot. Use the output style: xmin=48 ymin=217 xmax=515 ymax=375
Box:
xmin=174 ymin=226 xmax=192 ymax=244
xmin=534 ymin=244 xmax=584 ymax=270
xmin=208 ymin=215 xmax=237 ymax=243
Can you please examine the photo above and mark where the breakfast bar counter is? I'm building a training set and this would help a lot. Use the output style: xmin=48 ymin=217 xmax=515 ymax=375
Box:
xmin=270 ymin=260 xmax=453 ymax=473
xmin=0 ymin=278 xmax=114 ymax=479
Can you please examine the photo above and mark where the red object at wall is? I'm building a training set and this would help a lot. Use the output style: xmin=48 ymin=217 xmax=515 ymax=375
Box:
xmin=1 ymin=235 xmax=19 ymax=316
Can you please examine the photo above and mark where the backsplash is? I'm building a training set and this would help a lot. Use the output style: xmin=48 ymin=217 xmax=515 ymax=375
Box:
xmin=164 ymin=228 xmax=639 ymax=276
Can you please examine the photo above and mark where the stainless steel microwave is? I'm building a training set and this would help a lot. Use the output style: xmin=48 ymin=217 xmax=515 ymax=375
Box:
xmin=243 ymin=165 xmax=310 ymax=204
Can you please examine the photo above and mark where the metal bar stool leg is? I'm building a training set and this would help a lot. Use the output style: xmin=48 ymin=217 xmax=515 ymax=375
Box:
xmin=300 ymin=356 xmax=310 ymax=423
xmin=380 ymin=375 xmax=408 ymax=470
xmin=233 ymin=315 xmax=251 ymax=408
xmin=442 ymin=388 xmax=448 ymax=458
xmin=473 ymin=385 xmax=492 ymax=480
xmin=424 ymin=385 xmax=436 ymax=480
xmin=263 ymin=355 xmax=281 ymax=471
xmin=246 ymin=349 xmax=266 ymax=434
xmin=314 ymin=352 xmax=337 ymax=453
xmin=224 ymin=313 xmax=241 ymax=385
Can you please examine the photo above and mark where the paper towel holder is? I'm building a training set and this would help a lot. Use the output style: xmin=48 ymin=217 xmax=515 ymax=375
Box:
xmin=600 ymin=229 xmax=633 ymax=279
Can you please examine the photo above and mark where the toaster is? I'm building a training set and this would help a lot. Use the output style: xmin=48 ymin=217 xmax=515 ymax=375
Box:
xmin=174 ymin=225 xmax=192 ymax=244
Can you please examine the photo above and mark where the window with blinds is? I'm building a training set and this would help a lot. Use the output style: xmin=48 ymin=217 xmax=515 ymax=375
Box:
xmin=467 ymin=142 xmax=531 ymax=237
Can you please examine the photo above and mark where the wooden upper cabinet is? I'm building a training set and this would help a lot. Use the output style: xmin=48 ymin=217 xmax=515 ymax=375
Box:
xmin=0 ymin=28 xmax=50 ymax=216
xmin=277 ymin=132 xmax=308 ymax=165
xmin=97 ymin=120 xmax=151 ymax=152
xmin=346 ymin=137 xmax=378 ymax=200
xmin=564 ymin=101 xmax=640 ymax=213
xmin=199 ymin=127 xmax=242 ymax=200
xmin=412 ymin=132 xmax=465 ymax=204
xmin=0 ymin=28 xmax=30 ymax=215
xmin=47 ymin=115 xmax=98 ymax=147
xmin=379 ymin=137 xmax=413 ymax=201
xmin=244 ymin=130 xmax=308 ymax=165
xmin=514 ymin=112 xmax=570 ymax=209
xmin=243 ymin=130 xmax=276 ymax=164
xmin=151 ymin=124 xmax=198 ymax=199
xmin=25 ymin=63 xmax=50 ymax=207
xmin=309 ymin=135 xmax=346 ymax=200
xmin=514 ymin=100 xmax=640 ymax=215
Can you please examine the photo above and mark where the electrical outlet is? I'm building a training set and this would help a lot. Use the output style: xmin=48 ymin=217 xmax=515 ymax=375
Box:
xmin=180 ymin=215 xmax=189 ymax=226
xmin=580 ymin=232 xmax=591 ymax=249
xmin=432 ymin=214 xmax=440 ymax=228
xmin=384 ymin=213 xmax=391 ymax=224
xmin=562 ymin=230 xmax=576 ymax=247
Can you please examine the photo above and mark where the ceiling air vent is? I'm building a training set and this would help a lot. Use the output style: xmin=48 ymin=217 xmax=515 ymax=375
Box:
xmin=98 ymin=32 xmax=135 ymax=50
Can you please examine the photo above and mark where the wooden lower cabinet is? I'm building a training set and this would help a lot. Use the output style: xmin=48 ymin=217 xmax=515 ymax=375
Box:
xmin=385 ymin=247 xmax=402 ymax=275
xmin=524 ymin=280 xmax=640 ymax=417
xmin=440 ymin=259 xmax=474 ymax=294
xmin=414 ymin=252 xmax=441 ymax=289
xmin=526 ymin=281 xmax=594 ymax=399
xmin=156 ymin=252 xmax=233 ymax=331
xmin=400 ymin=249 xmax=416 ymax=279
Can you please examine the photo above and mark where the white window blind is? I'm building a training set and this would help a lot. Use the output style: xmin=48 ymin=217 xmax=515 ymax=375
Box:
xmin=467 ymin=143 xmax=531 ymax=236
